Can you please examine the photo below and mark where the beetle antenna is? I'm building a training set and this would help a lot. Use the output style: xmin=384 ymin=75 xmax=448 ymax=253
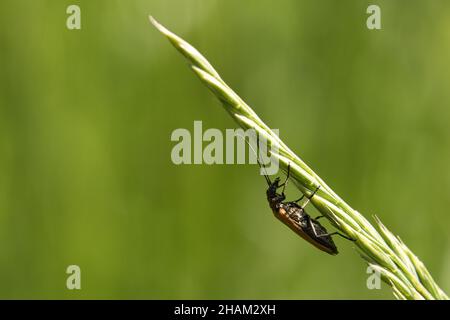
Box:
xmin=237 ymin=134 xmax=271 ymax=186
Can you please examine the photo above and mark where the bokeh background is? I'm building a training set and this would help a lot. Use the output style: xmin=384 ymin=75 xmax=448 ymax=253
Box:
xmin=1 ymin=0 xmax=450 ymax=299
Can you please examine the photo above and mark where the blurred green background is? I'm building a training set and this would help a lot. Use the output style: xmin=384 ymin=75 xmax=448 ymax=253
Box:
xmin=1 ymin=0 xmax=450 ymax=299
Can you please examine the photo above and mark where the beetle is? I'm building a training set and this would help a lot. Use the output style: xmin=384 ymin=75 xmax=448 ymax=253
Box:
xmin=239 ymin=135 xmax=354 ymax=255
xmin=263 ymin=164 xmax=354 ymax=255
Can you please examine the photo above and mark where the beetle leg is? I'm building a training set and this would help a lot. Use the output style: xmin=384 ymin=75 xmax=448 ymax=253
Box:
xmin=316 ymin=231 xmax=356 ymax=242
xmin=308 ymin=185 xmax=321 ymax=199
xmin=306 ymin=216 xmax=320 ymax=236
xmin=276 ymin=163 xmax=291 ymax=191
xmin=298 ymin=185 xmax=321 ymax=208
xmin=306 ymin=216 xmax=354 ymax=241
xmin=281 ymin=163 xmax=291 ymax=194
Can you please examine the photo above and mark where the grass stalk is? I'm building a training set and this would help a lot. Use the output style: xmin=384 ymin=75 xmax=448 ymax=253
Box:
xmin=150 ymin=16 xmax=449 ymax=300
